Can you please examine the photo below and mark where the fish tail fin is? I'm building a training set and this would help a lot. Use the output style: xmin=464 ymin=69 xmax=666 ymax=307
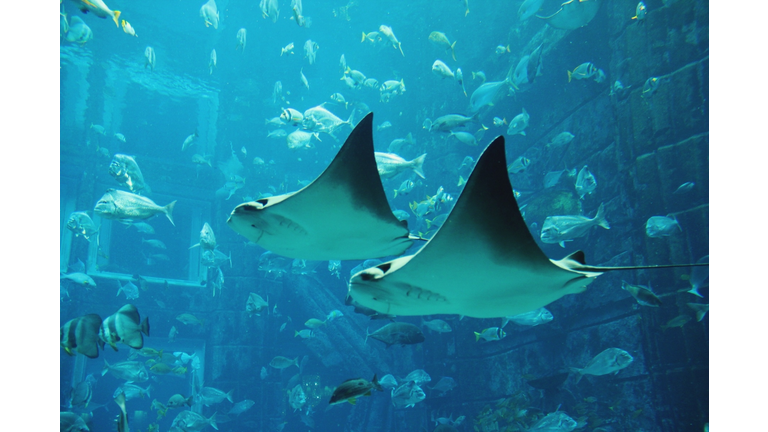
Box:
xmin=102 ymin=359 xmax=110 ymax=376
xmin=208 ymin=412 xmax=218 ymax=430
xmin=164 ymin=200 xmax=177 ymax=226
xmin=146 ymin=384 xmax=152 ymax=399
xmin=116 ymin=281 xmax=123 ymax=297
xmin=411 ymin=154 xmax=427 ymax=179
xmin=141 ymin=316 xmax=150 ymax=337
xmin=695 ymin=308 xmax=708 ymax=322
xmin=398 ymin=42 xmax=405 ymax=57
xmin=361 ymin=32 xmax=367 ymax=42
xmin=364 ymin=327 xmax=370 ymax=345
xmin=372 ymin=374 xmax=382 ymax=391
xmin=112 ymin=10 xmax=121 ymax=27
xmin=474 ymin=332 xmax=481 ymax=342
xmin=450 ymin=41 xmax=457 ymax=61
xmin=687 ymin=287 xmax=703 ymax=298
xmin=393 ymin=189 xmax=398 ymax=199
xmin=157 ymin=349 xmax=163 ymax=360
xmin=293 ymin=357 xmax=299 ymax=369
xmin=569 ymin=367 xmax=584 ymax=383
xmin=594 ymin=203 xmax=610 ymax=229
xmin=227 ymin=389 xmax=234 ymax=403
xmin=228 ymin=252 xmax=233 ymax=268
xmin=567 ymin=70 xmax=573 ymax=83
xmin=506 ymin=45 xmax=510 ymax=53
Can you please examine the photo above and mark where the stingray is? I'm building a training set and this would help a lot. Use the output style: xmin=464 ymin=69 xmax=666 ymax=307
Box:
xmin=348 ymin=135 xmax=707 ymax=318
xmin=537 ymin=0 xmax=601 ymax=30
xmin=227 ymin=113 xmax=417 ymax=261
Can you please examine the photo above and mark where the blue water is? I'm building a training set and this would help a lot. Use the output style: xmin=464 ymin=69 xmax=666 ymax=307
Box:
xmin=60 ymin=1 xmax=709 ymax=431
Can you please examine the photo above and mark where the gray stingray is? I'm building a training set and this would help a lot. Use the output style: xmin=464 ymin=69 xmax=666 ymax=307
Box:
xmin=537 ymin=0 xmax=601 ymax=30
xmin=227 ymin=113 xmax=417 ymax=261
xmin=348 ymin=135 xmax=706 ymax=319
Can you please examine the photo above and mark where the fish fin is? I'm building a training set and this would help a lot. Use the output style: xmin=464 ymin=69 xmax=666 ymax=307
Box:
xmin=411 ymin=154 xmax=427 ymax=179
xmin=559 ymin=241 xmax=566 ymax=248
xmin=141 ymin=317 xmax=150 ymax=337
xmin=209 ymin=412 xmax=218 ymax=430
xmin=164 ymin=201 xmax=177 ymax=226
xmin=227 ymin=389 xmax=234 ymax=403
xmin=474 ymin=332 xmax=481 ymax=342
xmin=569 ymin=367 xmax=584 ymax=383
xmin=687 ymin=287 xmax=703 ymax=298
xmin=348 ymin=397 xmax=356 ymax=405
xmin=567 ymin=70 xmax=573 ymax=83
xmin=594 ymin=203 xmax=611 ymax=229
xmin=393 ymin=189 xmax=398 ymax=199
xmin=450 ymin=41 xmax=457 ymax=61
xmin=520 ymin=131 xmax=526 ymax=136
xmin=112 ymin=10 xmax=121 ymax=27
xmin=364 ymin=327 xmax=370 ymax=344
xmin=102 ymin=360 xmax=110 ymax=376
xmin=361 ymin=32 xmax=366 ymax=42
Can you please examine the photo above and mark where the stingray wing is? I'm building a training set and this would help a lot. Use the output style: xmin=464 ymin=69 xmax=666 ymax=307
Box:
xmin=349 ymin=136 xmax=597 ymax=318
xmin=538 ymin=0 xmax=601 ymax=30
xmin=227 ymin=113 xmax=413 ymax=261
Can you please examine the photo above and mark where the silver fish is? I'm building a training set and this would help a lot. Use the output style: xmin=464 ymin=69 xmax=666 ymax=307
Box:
xmin=575 ymin=165 xmax=597 ymax=199
xmin=375 ymin=152 xmax=427 ymax=179
xmin=540 ymin=203 xmax=610 ymax=247
xmin=66 ymin=212 xmax=99 ymax=242
xmin=645 ymin=215 xmax=681 ymax=237
xmin=569 ymin=348 xmax=634 ymax=383
xmin=94 ymin=189 xmax=176 ymax=226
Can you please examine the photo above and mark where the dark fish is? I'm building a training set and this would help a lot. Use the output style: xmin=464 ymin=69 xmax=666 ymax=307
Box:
xmin=621 ymin=281 xmax=662 ymax=307
xmin=60 ymin=411 xmax=90 ymax=432
xmin=99 ymin=304 xmax=150 ymax=351
xmin=114 ymin=392 xmax=129 ymax=432
xmin=60 ymin=314 xmax=103 ymax=359
xmin=69 ymin=377 xmax=94 ymax=408
xmin=365 ymin=322 xmax=425 ymax=347
xmin=329 ymin=375 xmax=382 ymax=405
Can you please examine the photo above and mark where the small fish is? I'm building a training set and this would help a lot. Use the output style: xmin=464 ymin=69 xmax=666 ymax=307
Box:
xmin=432 ymin=60 xmax=455 ymax=79
xmin=182 ymin=130 xmax=198 ymax=151
xmin=645 ymin=215 xmax=682 ymax=238
xmin=209 ymin=49 xmax=217 ymax=75
xmin=493 ymin=117 xmax=507 ymax=127
xmin=60 ymin=314 xmax=103 ymax=358
xmin=329 ymin=375 xmax=382 ymax=405
xmin=103 ymin=360 xmax=149 ymax=382
xmin=375 ymin=152 xmax=427 ymax=179
xmin=66 ymin=212 xmax=100 ymax=242
xmin=379 ymin=374 xmax=399 ymax=389
xmin=260 ymin=367 xmax=268 ymax=380
xmin=688 ymin=255 xmax=709 ymax=297
xmin=540 ymin=203 xmax=610 ymax=247
xmin=121 ymin=20 xmax=137 ymax=37
xmin=168 ymin=326 xmax=178 ymax=343
xmin=392 ymin=210 xmax=410 ymax=221
xmin=269 ymin=356 xmax=299 ymax=369
xmin=506 ymin=108 xmax=529 ymax=136
xmin=472 ymin=70 xmax=486 ymax=83
xmin=548 ymin=132 xmax=575 ymax=148
xmin=304 ymin=39 xmax=319 ymax=64
xmin=167 ymin=394 xmax=194 ymax=409
xmin=421 ymin=318 xmax=452 ymax=333
xmin=326 ymin=309 xmax=344 ymax=321
xmin=394 ymin=179 xmax=415 ymax=198
xmin=518 ymin=0 xmax=546 ymax=20
xmin=305 ymin=318 xmax=326 ymax=328
xmin=449 ymin=131 xmax=478 ymax=146
xmin=495 ymin=45 xmax=510 ymax=55
xmin=71 ymin=0 xmax=121 ymax=26
xmin=379 ymin=25 xmax=404 ymax=56
xmin=115 ymin=392 xmax=129 ymax=432
xmin=229 ymin=399 xmax=255 ymax=415
xmin=365 ymin=322 xmax=425 ymax=347
xmin=144 ymin=46 xmax=156 ymax=70
xmin=632 ymin=2 xmax=647 ymax=21
xmin=621 ymin=281 xmax=662 ymax=307
xmin=642 ymin=77 xmax=660 ymax=98
xmin=330 ymin=93 xmax=348 ymax=109
xmin=501 ymin=308 xmax=554 ymax=327
xmin=113 ymin=383 xmax=152 ymax=401
xmin=687 ymin=303 xmax=709 ymax=322
xmin=117 ymin=280 xmax=140 ymax=300
xmin=429 ymin=376 xmax=457 ymax=395
xmin=200 ymin=0 xmax=220 ymax=28
xmin=198 ymin=387 xmax=234 ymax=406
xmin=459 ymin=156 xmax=475 ymax=170
xmin=281 ymin=42 xmax=295 ymax=56
xmin=60 ymin=272 xmax=97 ymax=289
xmin=507 ymin=156 xmax=530 ymax=174
xmin=570 ymin=348 xmax=634 ymax=383
xmin=455 ymin=67 xmax=467 ymax=96
xmin=428 ymin=31 xmax=457 ymax=61
xmin=295 ymin=329 xmax=315 ymax=339
xmin=575 ymin=165 xmax=597 ymax=199
xmin=300 ymin=68 xmax=310 ymax=89
xmin=99 ymin=304 xmax=150 ymax=351
xmin=568 ymin=62 xmax=599 ymax=82
xmin=377 ymin=121 xmax=393 ymax=131
xmin=673 ymin=182 xmax=695 ymax=194
xmin=661 ymin=314 xmax=692 ymax=331
xmin=176 ymin=313 xmax=204 ymax=327
xmin=391 ymin=381 xmax=426 ymax=408
xmin=236 ymin=28 xmax=247 ymax=51
xmin=474 ymin=327 xmax=506 ymax=342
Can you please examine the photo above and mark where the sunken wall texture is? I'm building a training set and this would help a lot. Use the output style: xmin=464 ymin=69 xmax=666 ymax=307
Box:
xmin=422 ymin=1 xmax=709 ymax=432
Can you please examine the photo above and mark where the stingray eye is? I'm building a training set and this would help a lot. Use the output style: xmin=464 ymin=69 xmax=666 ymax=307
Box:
xmin=377 ymin=263 xmax=392 ymax=273
xmin=360 ymin=267 xmax=384 ymax=281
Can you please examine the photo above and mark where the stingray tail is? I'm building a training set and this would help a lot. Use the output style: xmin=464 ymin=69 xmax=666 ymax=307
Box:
xmin=410 ymin=154 xmax=427 ymax=179
xmin=593 ymin=203 xmax=610 ymax=229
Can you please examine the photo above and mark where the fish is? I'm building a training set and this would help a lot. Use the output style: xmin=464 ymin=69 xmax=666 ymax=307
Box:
xmin=69 ymin=0 xmax=121 ymax=27
xmin=236 ymin=28 xmax=247 ymax=51
xmin=632 ymin=2 xmax=647 ymax=21
xmin=543 ymin=168 xmax=576 ymax=188
xmin=167 ymin=394 xmax=194 ymax=409
xmin=209 ymin=49 xmax=217 ymax=75
xmin=388 ymin=133 xmax=416 ymax=154
xmin=661 ymin=314 xmax=691 ymax=331
xmin=455 ymin=68 xmax=467 ymax=96
xmin=688 ymin=255 xmax=709 ymax=297
xmin=300 ymin=68 xmax=309 ymax=89
xmin=269 ymin=356 xmax=299 ymax=369
xmin=170 ymin=411 xmax=218 ymax=431
xmin=330 ymin=93 xmax=348 ymax=109
xmin=281 ymin=42 xmax=295 ymax=56
xmin=429 ymin=113 xmax=478 ymax=132
xmin=326 ymin=309 xmax=344 ymax=321
xmin=567 ymin=62 xmax=599 ymax=82
xmin=114 ymin=392 xmax=129 ymax=432
xmin=227 ymin=114 xmax=419 ymax=261
xmin=507 ymin=108 xmax=530 ymax=136
xmin=537 ymin=0 xmax=600 ymax=30
xmin=507 ymin=156 xmax=530 ymax=174
xmin=66 ymin=212 xmax=99 ymax=242
xmin=548 ymin=132 xmax=575 ymax=148
xmin=375 ymin=152 xmax=427 ymax=179
xmin=281 ymin=108 xmax=304 ymax=125
xmin=540 ymin=203 xmax=610 ymax=247
xmin=303 ymin=104 xmax=353 ymax=137
xmin=99 ymin=304 xmax=150 ymax=351
xmin=402 ymin=369 xmax=431 ymax=385
xmin=304 ymin=39 xmax=319 ymax=65
xmin=295 ymin=329 xmax=315 ymax=339
xmin=365 ymin=322 xmax=426 ymax=347
xmin=575 ymin=165 xmax=597 ymax=199
xmin=113 ymin=383 xmax=152 ymax=401
xmin=687 ymin=303 xmax=708 ymax=322
xmin=493 ymin=117 xmax=507 ymax=127
xmin=429 ymin=377 xmax=457 ymax=395
xmin=121 ymin=20 xmax=137 ymax=37
xmin=518 ymin=0 xmax=546 ymax=20
xmin=102 ymin=360 xmax=149 ymax=382
xmin=305 ymin=318 xmax=326 ymax=328
xmin=394 ymin=180 xmax=415 ymax=198
xmin=201 ymin=249 xmax=231 ymax=268
xmin=245 ymin=292 xmax=268 ymax=317
xmin=377 ymin=121 xmax=392 ymax=131
xmin=570 ymin=348 xmax=634 ymax=383
xmin=144 ymin=46 xmax=156 ymax=70
xmin=645 ymin=215 xmax=682 ymax=237
xmin=260 ymin=0 xmax=279 ymax=22
xmin=65 ymin=16 xmax=92 ymax=44
xmin=291 ymin=0 xmax=310 ymax=27
xmin=286 ymin=129 xmax=320 ymax=150
xmin=229 ymin=399 xmax=255 ymax=415
xmin=109 ymin=154 xmax=149 ymax=194
xmin=176 ymin=313 xmax=204 ymax=327
xmin=673 ymin=182 xmax=695 ymax=194
xmin=329 ymin=375 xmax=383 ymax=405
xmin=117 ymin=280 xmax=140 ymax=300
xmin=621 ymin=281 xmax=662 ymax=307
xmin=142 ymin=239 xmax=166 ymax=250
xmin=379 ymin=374 xmax=399 ymax=389
xmin=468 ymin=80 xmax=510 ymax=112
xmin=94 ymin=189 xmax=176 ymax=226
xmin=192 ymin=154 xmax=212 ymax=167
xmin=501 ymin=308 xmax=554 ymax=327
xmin=288 ymin=384 xmax=307 ymax=412
xmin=391 ymin=381 xmax=426 ymax=408
xmin=428 ymin=32 xmax=457 ymax=61
xmin=472 ymin=71 xmax=486 ymax=83
xmin=432 ymin=60 xmax=454 ymax=79
xmin=379 ymin=25 xmax=404 ymax=56
xmin=495 ymin=45 xmax=510 ymax=55
xmin=197 ymin=387 xmax=234 ymax=406
xmin=528 ymin=411 xmax=578 ymax=431
xmin=267 ymin=129 xmax=287 ymax=140
xmin=421 ymin=318 xmax=452 ymax=333
xmin=182 ymin=130 xmax=198 ymax=150
xmin=474 ymin=327 xmax=506 ymax=342
xmin=642 ymin=77 xmax=660 ymax=98
xmin=199 ymin=0 xmax=220 ymax=29
xmin=392 ymin=210 xmax=410 ymax=221
xmin=347 ymin=135 xmax=706 ymax=319
xmin=61 ymin=314 xmax=103 ymax=359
